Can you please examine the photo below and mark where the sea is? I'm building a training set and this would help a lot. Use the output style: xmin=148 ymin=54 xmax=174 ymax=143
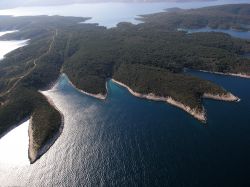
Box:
xmin=0 ymin=1 xmax=250 ymax=186
xmin=0 ymin=31 xmax=28 ymax=60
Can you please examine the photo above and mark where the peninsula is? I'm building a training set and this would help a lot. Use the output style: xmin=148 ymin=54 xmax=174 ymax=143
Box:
xmin=0 ymin=4 xmax=249 ymax=163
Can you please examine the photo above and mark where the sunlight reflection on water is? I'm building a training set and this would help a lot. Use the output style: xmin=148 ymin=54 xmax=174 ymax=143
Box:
xmin=0 ymin=120 xmax=30 ymax=166
xmin=0 ymin=30 xmax=18 ymax=37
xmin=0 ymin=40 xmax=29 ymax=60
xmin=0 ymin=31 xmax=30 ymax=166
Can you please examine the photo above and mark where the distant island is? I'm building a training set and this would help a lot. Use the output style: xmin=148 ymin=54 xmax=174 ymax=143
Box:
xmin=0 ymin=4 xmax=249 ymax=163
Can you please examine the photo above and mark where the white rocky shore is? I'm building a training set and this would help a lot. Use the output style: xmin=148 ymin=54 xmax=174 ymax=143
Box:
xmin=27 ymin=75 xmax=241 ymax=162
xmin=199 ymin=70 xmax=250 ymax=79
xmin=111 ymin=79 xmax=241 ymax=123
xmin=111 ymin=79 xmax=207 ymax=122
xmin=28 ymin=93 xmax=64 ymax=164
xmin=203 ymin=93 xmax=240 ymax=102
xmin=29 ymin=73 xmax=107 ymax=163
xmin=64 ymin=73 xmax=107 ymax=100
xmin=28 ymin=118 xmax=37 ymax=163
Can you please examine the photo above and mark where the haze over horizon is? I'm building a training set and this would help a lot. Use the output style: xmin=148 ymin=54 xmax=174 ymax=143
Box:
xmin=0 ymin=0 xmax=216 ymax=9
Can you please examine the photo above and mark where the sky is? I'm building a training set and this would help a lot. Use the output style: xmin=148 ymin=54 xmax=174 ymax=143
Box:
xmin=0 ymin=0 xmax=215 ymax=9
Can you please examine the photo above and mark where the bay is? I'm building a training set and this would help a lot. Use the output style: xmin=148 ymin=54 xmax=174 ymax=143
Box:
xmin=1 ymin=69 xmax=250 ymax=186
xmin=0 ymin=31 xmax=28 ymax=60
xmin=182 ymin=27 xmax=250 ymax=40
xmin=0 ymin=0 xmax=249 ymax=28
xmin=0 ymin=2 xmax=250 ymax=186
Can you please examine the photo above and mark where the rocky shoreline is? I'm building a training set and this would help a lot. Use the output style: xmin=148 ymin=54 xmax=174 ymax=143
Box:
xmin=28 ymin=73 xmax=107 ymax=163
xmin=111 ymin=79 xmax=207 ymax=122
xmin=199 ymin=70 xmax=250 ymax=79
xmin=28 ymin=92 xmax=64 ymax=164
xmin=111 ymin=79 xmax=241 ymax=123
xmin=63 ymin=73 xmax=107 ymax=100
xmin=203 ymin=93 xmax=240 ymax=102
xmin=26 ymin=75 xmax=242 ymax=163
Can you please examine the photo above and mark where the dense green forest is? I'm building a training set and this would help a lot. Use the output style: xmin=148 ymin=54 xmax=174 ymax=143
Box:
xmin=0 ymin=4 xmax=250 ymax=163
xmin=0 ymin=16 xmax=88 ymax=163
xmin=113 ymin=63 xmax=227 ymax=111
xmin=141 ymin=4 xmax=250 ymax=31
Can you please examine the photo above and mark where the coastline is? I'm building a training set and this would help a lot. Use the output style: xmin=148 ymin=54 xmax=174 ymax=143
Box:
xmin=26 ymin=74 xmax=241 ymax=162
xmin=111 ymin=78 xmax=241 ymax=123
xmin=111 ymin=79 xmax=207 ymax=122
xmin=199 ymin=70 xmax=250 ymax=79
xmin=0 ymin=117 xmax=30 ymax=140
xmin=203 ymin=93 xmax=240 ymax=102
xmin=39 ymin=74 xmax=62 ymax=92
xmin=29 ymin=72 xmax=108 ymax=163
xmin=62 ymin=73 xmax=107 ymax=100
xmin=28 ymin=92 xmax=64 ymax=164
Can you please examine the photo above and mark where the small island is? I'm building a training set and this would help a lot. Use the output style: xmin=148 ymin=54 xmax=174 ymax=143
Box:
xmin=0 ymin=4 xmax=250 ymax=163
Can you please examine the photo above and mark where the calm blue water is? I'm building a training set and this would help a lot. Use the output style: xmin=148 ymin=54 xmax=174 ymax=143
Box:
xmin=1 ymin=72 xmax=250 ymax=186
xmin=183 ymin=27 xmax=250 ymax=40
xmin=0 ymin=2 xmax=250 ymax=187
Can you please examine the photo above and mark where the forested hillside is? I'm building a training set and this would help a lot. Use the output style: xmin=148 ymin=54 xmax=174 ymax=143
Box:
xmin=0 ymin=4 xmax=250 ymax=163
